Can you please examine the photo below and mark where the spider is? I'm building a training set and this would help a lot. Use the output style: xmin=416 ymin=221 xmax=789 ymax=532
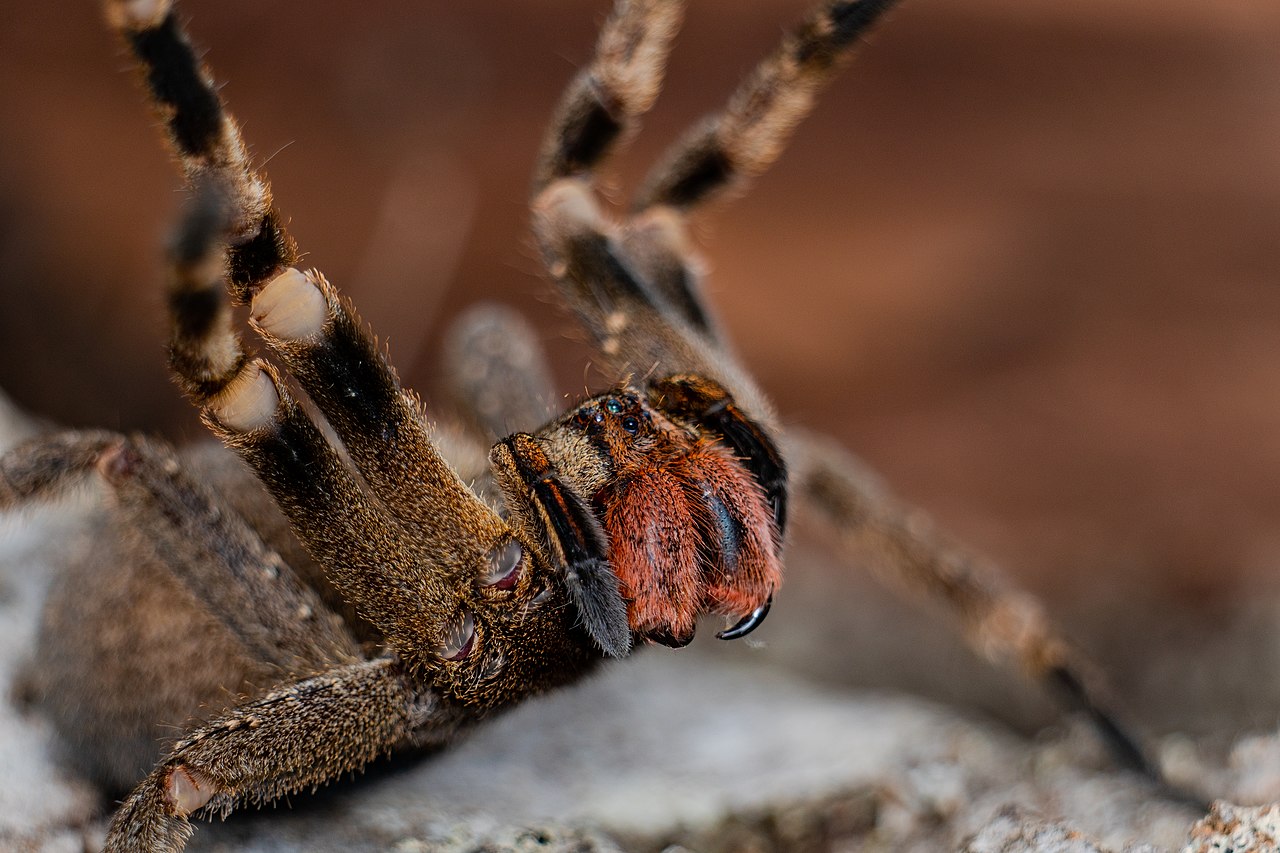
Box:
xmin=0 ymin=0 xmax=1176 ymax=849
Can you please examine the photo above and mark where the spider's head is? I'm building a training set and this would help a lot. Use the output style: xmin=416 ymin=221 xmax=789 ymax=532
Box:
xmin=498 ymin=379 xmax=784 ymax=654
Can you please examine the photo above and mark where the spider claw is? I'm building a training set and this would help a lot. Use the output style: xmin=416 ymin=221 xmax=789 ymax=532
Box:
xmin=716 ymin=596 xmax=772 ymax=641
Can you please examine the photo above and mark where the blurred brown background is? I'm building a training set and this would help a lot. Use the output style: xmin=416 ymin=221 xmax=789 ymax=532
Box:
xmin=1 ymin=0 xmax=1278 ymax=742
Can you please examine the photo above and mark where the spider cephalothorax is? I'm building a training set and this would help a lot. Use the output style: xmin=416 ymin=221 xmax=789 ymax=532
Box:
xmin=0 ymin=0 xmax=1177 ymax=849
xmin=502 ymin=379 xmax=782 ymax=651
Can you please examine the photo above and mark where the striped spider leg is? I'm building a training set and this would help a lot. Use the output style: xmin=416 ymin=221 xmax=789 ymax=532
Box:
xmin=525 ymin=0 xmax=1170 ymax=786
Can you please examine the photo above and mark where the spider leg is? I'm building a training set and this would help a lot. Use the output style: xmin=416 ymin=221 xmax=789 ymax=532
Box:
xmin=155 ymin=184 xmax=455 ymax=664
xmin=534 ymin=2 xmax=898 ymax=529
xmin=0 ymin=429 xmax=119 ymax=508
xmin=1 ymin=430 xmax=358 ymax=673
xmin=528 ymin=0 xmax=735 ymax=392
xmin=615 ymin=206 xmax=719 ymax=342
xmin=530 ymin=0 xmax=1177 ymax=786
xmin=442 ymin=304 xmax=558 ymax=442
xmin=107 ymin=0 xmax=294 ymax=300
xmin=248 ymin=266 xmax=511 ymax=551
xmin=785 ymin=428 xmax=1168 ymax=783
xmin=111 ymin=5 xmax=509 ymax=669
xmin=113 ymin=1 xmax=508 ymax=554
xmin=533 ymin=0 xmax=901 ymax=431
xmin=619 ymin=0 xmax=900 ymax=336
xmin=636 ymin=0 xmax=897 ymax=213
xmin=532 ymin=0 xmax=685 ymax=196
xmin=115 ymin=0 xmax=602 ymax=702
xmin=102 ymin=658 xmax=456 ymax=853
xmin=533 ymin=181 xmax=772 ymax=419
xmin=231 ymin=259 xmax=604 ymax=682
xmin=532 ymin=183 xmax=792 ymax=544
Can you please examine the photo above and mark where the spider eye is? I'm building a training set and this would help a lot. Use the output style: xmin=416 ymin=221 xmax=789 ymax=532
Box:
xmin=482 ymin=539 xmax=523 ymax=589
xmin=438 ymin=609 xmax=476 ymax=661
xmin=621 ymin=415 xmax=639 ymax=434
xmin=605 ymin=397 xmax=623 ymax=414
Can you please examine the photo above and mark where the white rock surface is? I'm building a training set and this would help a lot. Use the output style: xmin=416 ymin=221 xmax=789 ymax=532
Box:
xmin=1183 ymin=802 xmax=1280 ymax=853
xmin=0 ymin=506 xmax=100 ymax=852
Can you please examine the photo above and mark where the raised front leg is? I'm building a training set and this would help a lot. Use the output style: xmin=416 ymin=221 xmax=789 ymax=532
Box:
xmin=109 ymin=0 xmax=595 ymax=697
xmin=785 ymin=429 xmax=1162 ymax=781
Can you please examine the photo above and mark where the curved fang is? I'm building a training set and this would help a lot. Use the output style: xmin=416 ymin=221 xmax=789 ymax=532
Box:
xmin=716 ymin=596 xmax=772 ymax=641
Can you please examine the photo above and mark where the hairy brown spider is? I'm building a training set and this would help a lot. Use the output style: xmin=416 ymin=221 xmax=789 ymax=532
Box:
xmin=0 ymin=0 xmax=1178 ymax=849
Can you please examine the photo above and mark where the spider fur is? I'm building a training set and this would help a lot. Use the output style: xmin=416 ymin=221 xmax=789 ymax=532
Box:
xmin=0 ymin=0 xmax=1179 ymax=849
